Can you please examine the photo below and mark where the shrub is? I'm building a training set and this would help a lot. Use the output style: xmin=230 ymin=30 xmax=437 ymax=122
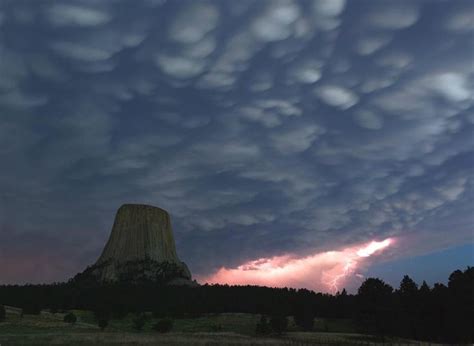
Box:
xmin=210 ymin=323 xmax=222 ymax=332
xmin=132 ymin=313 xmax=146 ymax=331
xmin=63 ymin=312 xmax=77 ymax=324
xmin=98 ymin=317 xmax=109 ymax=331
xmin=0 ymin=305 xmax=5 ymax=322
xmin=153 ymin=318 xmax=173 ymax=333
xmin=94 ymin=309 xmax=110 ymax=331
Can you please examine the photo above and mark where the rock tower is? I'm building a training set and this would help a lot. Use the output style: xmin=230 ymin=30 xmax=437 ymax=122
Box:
xmin=76 ymin=204 xmax=192 ymax=285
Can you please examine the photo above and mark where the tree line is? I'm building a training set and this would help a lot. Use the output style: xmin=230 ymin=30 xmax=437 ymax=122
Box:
xmin=0 ymin=267 xmax=472 ymax=343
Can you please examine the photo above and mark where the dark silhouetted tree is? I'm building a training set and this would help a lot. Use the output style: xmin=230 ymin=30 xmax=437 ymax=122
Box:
xmin=356 ymin=278 xmax=394 ymax=339
xmin=446 ymin=267 xmax=474 ymax=343
xmin=399 ymin=275 xmax=418 ymax=298
xmin=397 ymin=275 xmax=419 ymax=339
xmin=431 ymin=282 xmax=449 ymax=341
xmin=417 ymin=280 xmax=432 ymax=340
xmin=419 ymin=281 xmax=430 ymax=295
xmin=293 ymin=288 xmax=316 ymax=330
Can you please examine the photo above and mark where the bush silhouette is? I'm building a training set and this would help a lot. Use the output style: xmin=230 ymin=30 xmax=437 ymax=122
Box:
xmin=63 ymin=312 xmax=77 ymax=324
xmin=210 ymin=323 xmax=222 ymax=332
xmin=153 ymin=318 xmax=173 ymax=333
xmin=132 ymin=313 xmax=146 ymax=331
xmin=94 ymin=309 xmax=110 ymax=331
xmin=98 ymin=317 xmax=109 ymax=331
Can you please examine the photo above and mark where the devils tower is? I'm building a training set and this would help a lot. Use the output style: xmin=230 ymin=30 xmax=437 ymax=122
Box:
xmin=75 ymin=204 xmax=193 ymax=285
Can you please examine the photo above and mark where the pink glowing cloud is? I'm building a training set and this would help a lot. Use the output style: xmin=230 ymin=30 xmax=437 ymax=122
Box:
xmin=197 ymin=238 xmax=395 ymax=293
xmin=356 ymin=239 xmax=392 ymax=257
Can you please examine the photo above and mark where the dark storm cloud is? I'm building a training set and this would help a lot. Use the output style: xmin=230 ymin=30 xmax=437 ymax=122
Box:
xmin=0 ymin=0 xmax=473 ymax=282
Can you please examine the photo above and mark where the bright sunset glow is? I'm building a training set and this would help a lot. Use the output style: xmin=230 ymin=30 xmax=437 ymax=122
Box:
xmin=198 ymin=238 xmax=394 ymax=293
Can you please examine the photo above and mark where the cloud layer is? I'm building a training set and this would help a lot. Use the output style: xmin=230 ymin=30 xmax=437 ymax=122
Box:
xmin=0 ymin=0 xmax=473 ymax=286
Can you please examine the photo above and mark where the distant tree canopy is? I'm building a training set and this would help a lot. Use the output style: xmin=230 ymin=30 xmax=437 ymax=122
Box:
xmin=0 ymin=267 xmax=472 ymax=343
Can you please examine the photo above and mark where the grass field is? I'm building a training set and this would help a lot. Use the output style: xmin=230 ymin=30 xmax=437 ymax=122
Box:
xmin=0 ymin=306 xmax=429 ymax=345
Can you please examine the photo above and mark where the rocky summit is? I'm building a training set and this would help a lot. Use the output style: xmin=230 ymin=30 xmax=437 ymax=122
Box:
xmin=75 ymin=204 xmax=193 ymax=285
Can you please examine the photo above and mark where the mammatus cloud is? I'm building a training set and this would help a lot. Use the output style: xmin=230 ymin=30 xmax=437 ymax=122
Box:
xmin=0 ymin=0 xmax=473 ymax=285
xmin=198 ymin=238 xmax=394 ymax=293
xmin=365 ymin=1 xmax=419 ymax=30
xmin=315 ymin=85 xmax=359 ymax=110
xmin=47 ymin=4 xmax=111 ymax=27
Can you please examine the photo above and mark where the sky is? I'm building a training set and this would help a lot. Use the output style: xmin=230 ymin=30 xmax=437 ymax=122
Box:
xmin=0 ymin=0 xmax=473 ymax=292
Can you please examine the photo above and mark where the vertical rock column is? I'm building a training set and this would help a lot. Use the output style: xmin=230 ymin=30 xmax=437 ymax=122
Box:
xmin=92 ymin=204 xmax=191 ymax=282
xmin=97 ymin=204 xmax=180 ymax=264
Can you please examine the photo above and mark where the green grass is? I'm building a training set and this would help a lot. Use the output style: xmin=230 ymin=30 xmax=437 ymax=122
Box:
xmin=0 ymin=306 xmax=427 ymax=345
xmin=0 ymin=306 xmax=97 ymax=334
xmin=171 ymin=313 xmax=260 ymax=335
xmin=313 ymin=317 xmax=356 ymax=333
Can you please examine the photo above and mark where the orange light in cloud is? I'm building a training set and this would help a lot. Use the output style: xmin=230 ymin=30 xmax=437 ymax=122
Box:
xmin=197 ymin=238 xmax=394 ymax=293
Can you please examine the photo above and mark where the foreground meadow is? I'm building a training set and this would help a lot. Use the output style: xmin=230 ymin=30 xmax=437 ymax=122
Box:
xmin=0 ymin=306 xmax=430 ymax=345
